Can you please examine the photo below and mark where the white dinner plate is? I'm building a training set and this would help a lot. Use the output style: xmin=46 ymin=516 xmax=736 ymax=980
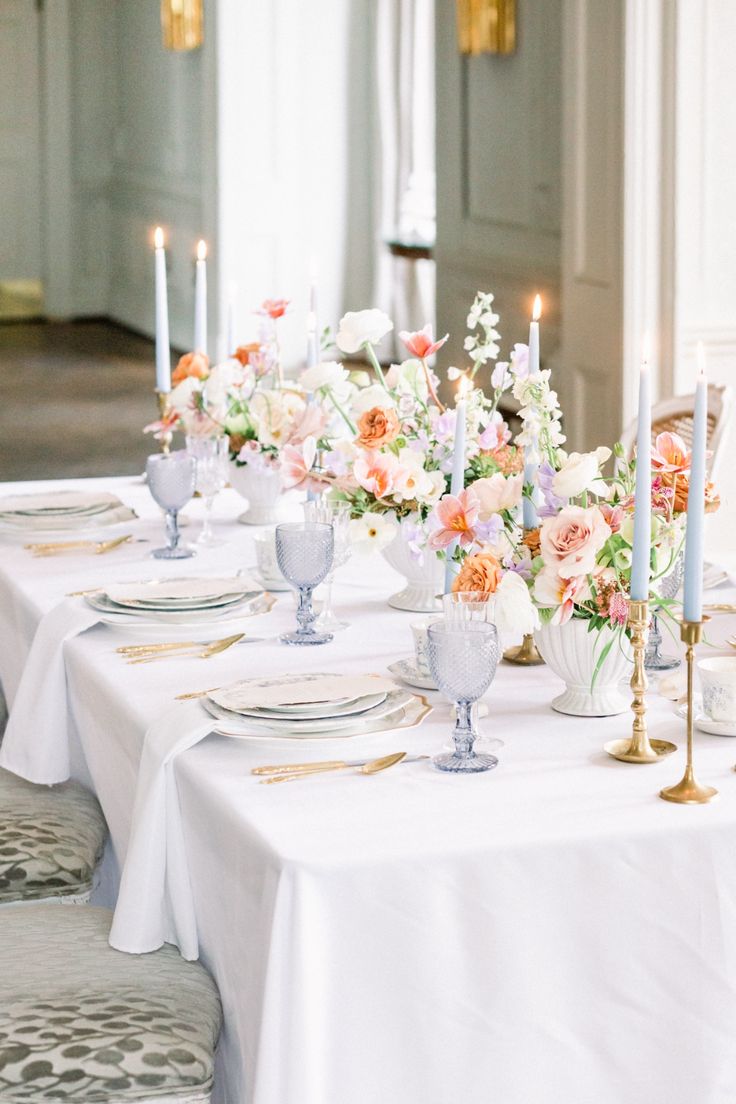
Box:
xmin=206 ymin=692 xmax=431 ymax=742
xmin=676 ymin=696 xmax=736 ymax=736
xmin=85 ymin=590 xmax=272 ymax=626
xmin=388 ymin=658 xmax=438 ymax=691
xmin=223 ymin=691 xmax=389 ymax=723
xmin=105 ymin=575 xmax=258 ymax=607
xmin=108 ymin=591 xmax=249 ymax=613
xmin=202 ymin=689 xmax=414 ymax=735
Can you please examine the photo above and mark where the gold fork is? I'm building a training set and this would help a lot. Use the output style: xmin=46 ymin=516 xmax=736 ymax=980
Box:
xmin=124 ymin=633 xmax=246 ymax=664
xmin=27 ymin=534 xmax=132 ymax=557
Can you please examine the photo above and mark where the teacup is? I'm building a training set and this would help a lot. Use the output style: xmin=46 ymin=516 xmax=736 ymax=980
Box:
xmin=698 ymin=657 xmax=736 ymax=723
xmin=411 ymin=617 xmax=442 ymax=676
xmin=254 ymin=529 xmax=286 ymax=588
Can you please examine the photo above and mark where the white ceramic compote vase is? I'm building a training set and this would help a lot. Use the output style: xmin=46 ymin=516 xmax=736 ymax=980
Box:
xmin=229 ymin=460 xmax=284 ymax=526
xmin=534 ymin=618 xmax=634 ymax=717
xmin=382 ymin=530 xmax=443 ymax=613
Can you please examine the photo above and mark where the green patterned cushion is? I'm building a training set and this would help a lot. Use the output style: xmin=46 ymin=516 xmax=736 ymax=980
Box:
xmin=0 ymin=770 xmax=107 ymax=904
xmin=0 ymin=906 xmax=222 ymax=1101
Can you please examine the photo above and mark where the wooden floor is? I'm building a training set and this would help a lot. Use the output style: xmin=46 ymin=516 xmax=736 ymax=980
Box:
xmin=0 ymin=320 xmax=158 ymax=481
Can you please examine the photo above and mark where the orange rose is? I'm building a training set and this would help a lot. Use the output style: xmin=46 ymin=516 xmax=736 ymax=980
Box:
xmin=522 ymin=527 xmax=541 ymax=557
xmin=662 ymin=472 xmax=720 ymax=514
xmin=356 ymin=406 xmax=401 ymax=450
xmin=172 ymin=351 xmax=209 ymax=385
xmin=452 ymin=549 xmax=503 ymax=594
xmin=233 ymin=342 xmax=261 ymax=366
xmin=484 ymin=444 xmax=524 ymax=475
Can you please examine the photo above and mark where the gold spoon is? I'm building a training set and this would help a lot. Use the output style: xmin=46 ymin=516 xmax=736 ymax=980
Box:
xmin=261 ymin=751 xmax=409 ymax=785
xmin=127 ymin=633 xmax=245 ymax=664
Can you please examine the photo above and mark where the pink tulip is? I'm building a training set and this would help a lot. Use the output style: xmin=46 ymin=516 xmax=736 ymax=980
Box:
xmin=651 ymin=431 xmax=691 ymax=475
xmin=353 ymin=450 xmax=402 ymax=499
xmin=427 ymin=489 xmax=480 ymax=550
xmin=281 ymin=438 xmax=324 ymax=492
xmin=399 ymin=324 xmax=449 ymax=360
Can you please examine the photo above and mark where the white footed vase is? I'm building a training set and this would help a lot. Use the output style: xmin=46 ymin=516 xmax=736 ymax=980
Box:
xmin=381 ymin=533 xmax=443 ymax=612
xmin=534 ymin=618 xmax=634 ymax=717
xmin=229 ymin=461 xmax=284 ymax=526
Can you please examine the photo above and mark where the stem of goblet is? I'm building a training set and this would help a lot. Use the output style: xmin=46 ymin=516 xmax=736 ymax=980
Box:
xmin=647 ymin=609 xmax=662 ymax=663
xmin=321 ymin=571 xmax=335 ymax=622
xmin=296 ymin=586 xmax=316 ymax=636
xmin=165 ymin=510 xmax=180 ymax=552
xmin=202 ymin=496 xmax=215 ymax=543
xmin=453 ymin=700 xmax=475 ymax=759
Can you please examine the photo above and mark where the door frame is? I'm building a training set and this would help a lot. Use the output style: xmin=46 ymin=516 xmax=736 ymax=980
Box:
xmin=38 ymin=0 xmax=74 ymax=318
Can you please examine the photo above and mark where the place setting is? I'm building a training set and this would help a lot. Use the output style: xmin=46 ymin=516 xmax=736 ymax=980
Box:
xmin=0 ymin=488 xmax=138 ymax=548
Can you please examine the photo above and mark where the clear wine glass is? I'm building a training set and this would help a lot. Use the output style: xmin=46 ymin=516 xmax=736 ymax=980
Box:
xmin=303 ymin=500 xmax=352 ymax=630
xmin=146 ymin=451 xmax=196 ymax=560
xmin=186 ymin=435 xmax=229 ymax=547
xmin=441 ymin=592 xmax=503 ymax=752
xmin=275 ymin=522 xmax=334 ymax=645
xmin=427 ymin=620 xmax=500 ymax=773
xmin=646 ymin=553 xmax=684 ymax=671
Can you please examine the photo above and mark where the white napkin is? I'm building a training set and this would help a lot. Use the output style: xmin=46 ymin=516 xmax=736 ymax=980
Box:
xmin=109 ymin=703 xmax=215 ymax=960
xmin=106 ymin=575 xmax=257 ymax=604
xmin=0 ymin=599 xmax=101 ymax=783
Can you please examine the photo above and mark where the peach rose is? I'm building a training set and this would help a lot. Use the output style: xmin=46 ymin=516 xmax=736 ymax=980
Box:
xmin=452 ymin=548 xmax=503 ymax=594
xmin=662 ymin=471 xmax=720 ymax=514
xmin=233 ymin=342 xmax=261 ymax=366
xmin=172 ymin=351 xmax=209 ymax=385
xmin=356 ymin=406 xmax=401 ymax=450
xmin=539 ymin=504 xmax=612 ymax=579
xmin=522 ymin=527 xmax=541 ymax=557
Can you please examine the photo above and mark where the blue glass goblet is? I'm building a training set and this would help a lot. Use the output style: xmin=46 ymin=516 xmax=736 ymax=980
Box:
xmin=275 ymin=522 xmax=334 ymax=645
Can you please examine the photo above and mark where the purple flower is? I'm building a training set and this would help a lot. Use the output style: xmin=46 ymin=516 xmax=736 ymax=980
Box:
xmin=536 ymin=461 xmax=566 ymax=518
xmin=510 ymin=343 xmax=530 ymax=380
xmin=401 ymin=518 xmax=426 ymax=563
xmin=473 ymin=515 xmax=503 ymax=545
xmin=432 ymin=409 xmax=456 ymax=444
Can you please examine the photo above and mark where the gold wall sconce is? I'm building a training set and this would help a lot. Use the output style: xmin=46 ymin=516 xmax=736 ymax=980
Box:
xmin=161 ymin=0 xmax=204 ymax=52
xmin=457 ymin=0 xmax=516 ymax=56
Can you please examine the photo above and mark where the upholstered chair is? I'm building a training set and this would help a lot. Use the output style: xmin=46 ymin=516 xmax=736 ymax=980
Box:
xmin=0 ymin=905 xmax=222 ymax=1103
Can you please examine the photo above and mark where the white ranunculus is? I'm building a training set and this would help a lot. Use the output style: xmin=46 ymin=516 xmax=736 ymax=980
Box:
xmin=552 ymin=447 xmax=612 ymax=500
xmin=336 ymin=309 xmax=394 ymax=354
xmin=384 ymin=358 xmax=429 ymax=400
xmin=349 ymin=383 xmax=396 ymax=416
xmin=493 ymin=571 xmax=540 ymax=636
xmin=349 ymin=511 xmax=398 ymax=555
xmin=299 ymin=360 xmax=348 ymax=394
xmin=203 ymin=361 xmax=242 ymax=412
xmin=168 ymin=376 xmax=200 ymax=417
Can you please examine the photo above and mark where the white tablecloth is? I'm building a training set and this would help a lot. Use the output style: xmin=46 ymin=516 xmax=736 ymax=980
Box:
xmin=2 ymin=475 xmax=736 ymax=1104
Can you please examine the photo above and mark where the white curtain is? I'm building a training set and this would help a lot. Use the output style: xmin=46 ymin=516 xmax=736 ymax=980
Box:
xmin=374 ymin=0 xmax=436 ymax=354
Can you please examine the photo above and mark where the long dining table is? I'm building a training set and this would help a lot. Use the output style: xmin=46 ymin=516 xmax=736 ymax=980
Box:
xmin=2 ymin=474 xmax=736 ymax=1104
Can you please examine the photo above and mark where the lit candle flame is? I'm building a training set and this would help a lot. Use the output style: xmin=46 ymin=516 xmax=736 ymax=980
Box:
xmin=457 ymin=375 xmax=471 ymax=402
xmin=196 ymin=239 xmax=207 ymax=261
xmin=154 ymin=226 xmax=164 ymax=249
xmin=697 ymin=340 xmax=707 ymax=379
xmin=532 ymin=294 xmax=542 ymax=321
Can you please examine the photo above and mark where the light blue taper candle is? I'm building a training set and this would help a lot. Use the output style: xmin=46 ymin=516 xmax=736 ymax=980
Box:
xmin=630 ymin=359 xmax=652 ymax=601
xmin=444 ymin=390 xmax=467 ymax=593
xmin=522 ymin=294 xmax=541 ymax=530
xmin=682 ymin=345 xmax=708 ymax=622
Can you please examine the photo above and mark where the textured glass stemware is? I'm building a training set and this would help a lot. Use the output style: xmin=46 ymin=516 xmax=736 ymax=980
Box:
xmin=303 ymin=500 xmax=352 ymax=631
xmin=146 ymin=451 xmax=196 ymax=560
xmin=186 ymin=435 xmax=229 ymax=547
xmin=427 ymin=621 xmax=500 ymax=773
xmin=646 ymin=554 xmax=684 ymax=671
xmin=276 ymin=522 xmax=335 ymax=645
xmin=441 ymin=592 xmax=503 ymax=751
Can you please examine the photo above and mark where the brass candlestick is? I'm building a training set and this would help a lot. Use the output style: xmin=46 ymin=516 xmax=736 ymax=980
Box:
xmin=503 ymin=633 xmax=545 ymax=666
xmin=604 ymin=599 xmax=677 ymax=762
xmin=156 ymin=391 xmax=173 ymax=454
xmin=660 ymin=620 xmax=718 ymax=804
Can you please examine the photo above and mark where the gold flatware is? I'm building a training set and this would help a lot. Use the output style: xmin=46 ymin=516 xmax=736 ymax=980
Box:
xmin=125 ymin=633 xmax=246 ymax=664
xmin=27 ymin=534 xmax=132 ymax=556
xmin=727 ymin=636 xmax=736 ymax=649
xmin=704 ymin=604 xmax=736 ymax=613
xmin=260 ymin=751 xmax=420 ymax=785
xmin=176 ymin=686 xmax=220 ymax=701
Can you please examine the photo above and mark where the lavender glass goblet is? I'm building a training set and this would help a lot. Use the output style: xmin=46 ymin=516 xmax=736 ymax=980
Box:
xmin=427 ymin=620 xmax=500 ymax=773
xmin=275 ymin=522 xmax=334 ymax=645
xmin=146 ymin=451 xmax=196 ymax=560
xmin=441 ymin=592 xmax=503 ymax=751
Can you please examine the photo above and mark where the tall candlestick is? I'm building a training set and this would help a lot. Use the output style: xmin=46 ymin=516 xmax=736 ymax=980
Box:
xmin=194 ymin=239 xmax=208 ymax=355
xmin=630 ymin=353 xmax=652 ymax=601
xmin=153 ymin=227 xmax=171 ymax=393
xmin=682 ymin=344 xmax=708 ymax=622
xmin=522 ymin=294 xmax=542 ymax=529
xmin=444 ymin=382 xmax=468 ymax=593
xmin=226 ymin=282 xmax=237 ymax=357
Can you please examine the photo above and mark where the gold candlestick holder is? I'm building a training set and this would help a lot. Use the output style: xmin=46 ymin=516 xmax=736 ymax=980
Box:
xmin=604 ymin=599 xmax=677 ymax=763
xmin=660 ymin=620 xmax=718 ymax=804
xmin=156 ymin=391 xmax=173 ymax=454
xmin=503 ymin=633 xmax=545 ymax=666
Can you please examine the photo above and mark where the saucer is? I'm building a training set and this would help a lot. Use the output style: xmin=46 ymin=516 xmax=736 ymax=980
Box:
xmin=388 ymin=658 xmax=438 ymax=691
xmin=676 ymin=695 xmax=736 ymax=736
xmin=250 ymin=567 xmax=291 ymax=593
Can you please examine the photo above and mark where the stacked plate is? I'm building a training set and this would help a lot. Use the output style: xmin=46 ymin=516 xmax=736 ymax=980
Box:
xmin=84 ymin=575 xmax=268 ymax=626
xmin=0 ymin=490 xmax=136 ymax=536
xmin=202 ymin=672 xmax=431 ymax=740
